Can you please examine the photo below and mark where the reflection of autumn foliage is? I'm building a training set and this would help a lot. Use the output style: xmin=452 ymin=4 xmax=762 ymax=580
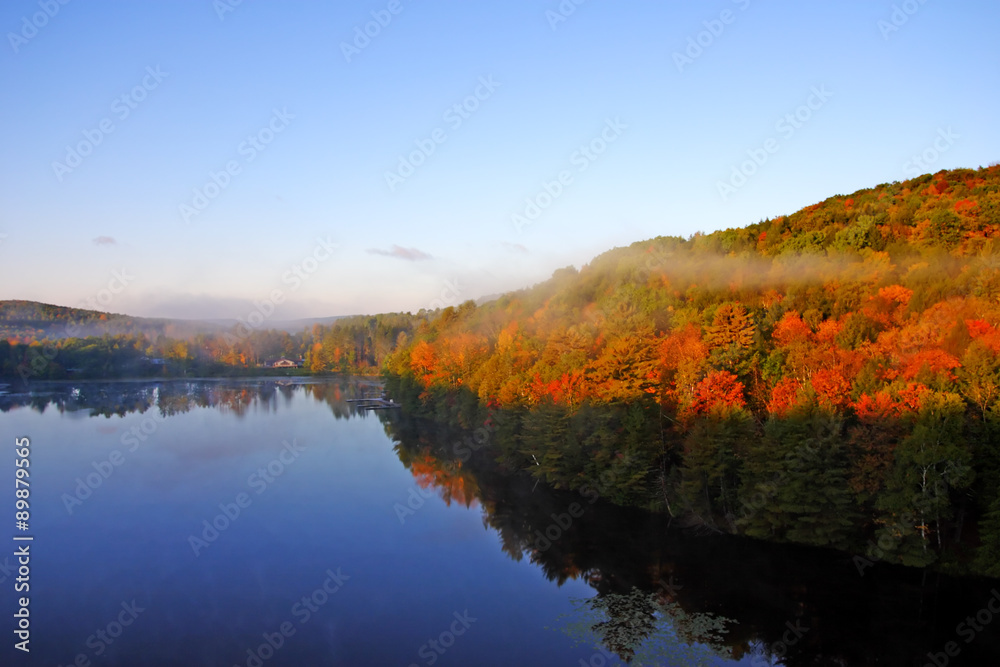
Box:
xmin=409 ymin=454 xmax=479 ymax=509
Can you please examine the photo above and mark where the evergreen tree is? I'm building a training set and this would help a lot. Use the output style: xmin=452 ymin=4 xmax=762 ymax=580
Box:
xmin=974 ymin=491 xmax=1000 ymax=578
xmin=679 ymin=414 xmax=749 ymax=527
xmin=739 ymin=411 xmax=857 ymax=550
xmin=874 ymin=391 xmax=973 ymax=566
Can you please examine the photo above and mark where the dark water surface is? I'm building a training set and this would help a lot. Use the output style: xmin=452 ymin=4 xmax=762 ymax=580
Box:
xmin=0 ymin=378 xmax=997 ymax=666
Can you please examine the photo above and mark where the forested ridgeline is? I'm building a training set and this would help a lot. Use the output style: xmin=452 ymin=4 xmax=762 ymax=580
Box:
xmin=0 ymin=310 xmax=424 ymax=379
xmin=5 ymin=166 xmax=1000 ymax=574
xmin=381 ymin=165 xmax=1000 ymax=574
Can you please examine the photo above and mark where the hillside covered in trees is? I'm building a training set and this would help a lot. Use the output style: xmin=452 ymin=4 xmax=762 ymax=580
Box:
xmin=0 ymin=300 xmax=235 ymax=341
xmin=5 ymin=165 xmax=1000 ymax=575
xmin=382 ymin=165 xmax=1000 ymax=575
xmin=0 ymin=303 xmax=423 ymax=379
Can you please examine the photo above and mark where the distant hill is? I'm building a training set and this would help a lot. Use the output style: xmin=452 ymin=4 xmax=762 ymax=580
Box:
xmin=0 ymin=301 xmax=352 ymax=341
xmin=247 ymin=315 xmax=352 ymax=333
xmin=0 ymin=301 xmax=225 ymax=341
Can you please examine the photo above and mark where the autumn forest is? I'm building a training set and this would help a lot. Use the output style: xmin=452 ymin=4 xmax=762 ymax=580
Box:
xmin=5 ymin=165 xmax=1000 ymax=577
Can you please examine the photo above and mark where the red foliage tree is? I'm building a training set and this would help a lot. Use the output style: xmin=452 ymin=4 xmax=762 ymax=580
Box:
xmin=810 ymin=368 xmax=853 ymax=411
xmin=684 ymin=371 xmax=746 ymax=418
xmin=409 ymin=341 xmax=439 ymax=388
xmin=767 ymin=377 xmax=803 ymax=417
xmin=902 ymin=349 xmax=962 ymax=381
xmin=773 ymin=311 xmax=813 ymax=347
xmin=853 ymin=391 xmax=901 ymax=421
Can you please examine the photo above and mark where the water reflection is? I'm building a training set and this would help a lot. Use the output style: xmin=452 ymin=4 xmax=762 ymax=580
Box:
xmin=0 ymin=377 xmax=385 ymax=420
xmin=380 ymin=405 xmax=1000 ymax=666
xmin=4 ymin=379 xmax=999 ymax=665
xmin=562 ymin=588 xmax=733 ymax=666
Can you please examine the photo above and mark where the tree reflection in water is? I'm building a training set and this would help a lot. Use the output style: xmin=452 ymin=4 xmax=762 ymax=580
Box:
xmin=380 ymin=397 xmax=1000 ymax=667
xmin=560 ymin=587 xmax=732 ymax=665
xmin=0 ymin=377 xmax=385 ymax=420
xmin=4 ymin=379 xmax=999 ymax=665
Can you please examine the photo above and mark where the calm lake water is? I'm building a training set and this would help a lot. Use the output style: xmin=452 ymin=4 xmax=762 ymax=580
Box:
xmin=0 ymin=378 xmax=998 ymax=666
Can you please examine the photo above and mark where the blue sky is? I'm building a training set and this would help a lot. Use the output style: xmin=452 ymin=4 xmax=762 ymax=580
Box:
xmin=1 ymin=0 xmax=998 ymax=320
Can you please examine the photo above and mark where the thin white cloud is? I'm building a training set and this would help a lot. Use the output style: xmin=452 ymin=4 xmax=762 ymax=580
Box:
xmin=366 ymin=245 xmax=433 ymax=261
xmin=93 ymin=236 xmax=117 ymax=246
